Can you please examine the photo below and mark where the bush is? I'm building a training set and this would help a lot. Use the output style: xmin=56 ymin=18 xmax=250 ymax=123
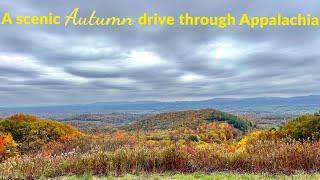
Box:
xmin=0 ymin=134 xmax=17 ymax=161
xmin=281 ymin=113 xmax=320 ymax=141
xmin=238 ymin=130 xmax=281 ymax=148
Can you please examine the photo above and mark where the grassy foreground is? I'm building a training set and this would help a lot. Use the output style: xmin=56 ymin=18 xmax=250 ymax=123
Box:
xmin=62 ymin=172 xmax=320 ymax=180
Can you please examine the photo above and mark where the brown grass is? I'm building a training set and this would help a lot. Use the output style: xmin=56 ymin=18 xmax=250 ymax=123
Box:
xmin=1 ymin=140 xmax=320 ymax=179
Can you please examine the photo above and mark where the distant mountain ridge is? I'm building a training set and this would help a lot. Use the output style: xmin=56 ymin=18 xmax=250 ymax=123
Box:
xmin=1 ymin=95 xmax=320 ymax=116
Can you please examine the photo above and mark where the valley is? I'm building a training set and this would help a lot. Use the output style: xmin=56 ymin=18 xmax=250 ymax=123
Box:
xmin=1 ymin=95 xmax=320 ymax=179
xmin=1 ymin=106 xmax=320 ymax=179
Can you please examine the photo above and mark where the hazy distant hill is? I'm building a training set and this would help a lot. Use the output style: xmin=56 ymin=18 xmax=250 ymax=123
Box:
xmin=0 ymin=95 xmax=319 ymax=117
xmin=61 ymin=113 xmax=148 ymax=125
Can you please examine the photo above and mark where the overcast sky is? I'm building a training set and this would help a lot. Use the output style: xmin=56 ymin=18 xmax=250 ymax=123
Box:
xmin=0 ymin=0 xmax=320 ymax=106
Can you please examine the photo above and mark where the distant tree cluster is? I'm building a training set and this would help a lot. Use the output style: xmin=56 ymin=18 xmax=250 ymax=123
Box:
xmin=206 ymin=111 xmax=252 ymax=131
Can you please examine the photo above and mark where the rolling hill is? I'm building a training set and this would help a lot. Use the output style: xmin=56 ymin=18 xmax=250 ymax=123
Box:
xmin=123 ymin=109 xmax=253 ymax=132
xmin=1 ymin=95 xmax=319 ymax=117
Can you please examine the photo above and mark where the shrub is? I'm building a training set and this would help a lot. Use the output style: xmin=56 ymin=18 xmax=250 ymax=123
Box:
xmin=0 ymin=134 xmax=17 ymax=161
xmin=238 ymin=130 xmax=281 ymax=148
xmin=280 ymin=113 xmax=320 ymax=141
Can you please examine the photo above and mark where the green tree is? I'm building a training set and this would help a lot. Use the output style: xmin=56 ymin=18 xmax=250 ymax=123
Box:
xmin=281 ymin=113 xmax=320 ymax=141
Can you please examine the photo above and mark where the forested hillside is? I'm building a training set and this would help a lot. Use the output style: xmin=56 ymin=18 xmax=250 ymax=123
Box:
xmin=124 ymin=109 xmax=252 ymax=132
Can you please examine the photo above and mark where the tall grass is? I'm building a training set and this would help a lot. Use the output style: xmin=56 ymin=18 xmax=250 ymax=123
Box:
xmin=1 ymin=141 xmax=320 ymax=179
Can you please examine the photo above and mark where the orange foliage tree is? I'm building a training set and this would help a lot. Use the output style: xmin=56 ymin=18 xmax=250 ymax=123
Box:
xmin=0 ymin=134 xmax=17 ymax=161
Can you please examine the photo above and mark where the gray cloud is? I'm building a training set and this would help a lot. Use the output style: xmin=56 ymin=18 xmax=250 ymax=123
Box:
xmin=0 ymin=0 xmax=320 ymax=106
xmin=0 ymin=66 xmax=40 ymax=78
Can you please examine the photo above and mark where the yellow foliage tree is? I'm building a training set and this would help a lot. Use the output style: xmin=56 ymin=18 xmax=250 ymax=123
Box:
xmin=238 ymin=130 xmax=281 ymax=149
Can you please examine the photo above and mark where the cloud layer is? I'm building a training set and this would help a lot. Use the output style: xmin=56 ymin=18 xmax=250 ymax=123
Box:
xmin=1 ymin=0 xmax=320 ymax=106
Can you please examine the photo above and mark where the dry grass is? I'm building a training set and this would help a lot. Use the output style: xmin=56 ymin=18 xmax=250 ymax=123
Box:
xmin=1 ymin=140 xmax=320 ymax=179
